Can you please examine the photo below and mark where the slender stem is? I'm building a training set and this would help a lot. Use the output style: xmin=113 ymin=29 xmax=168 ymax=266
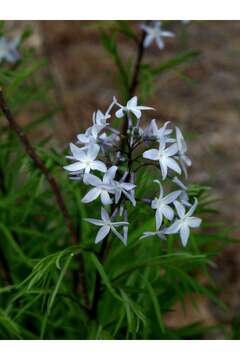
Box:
xmin=129 ymin=29 xmax=146 ymax=97
xmin=90 ymin=29 xmax=147 ymax=320
xmin=0 ymin=249 xmax=12 ymax=285
xmin=89 ymin=237 xmax=108 ymax=319
xmin=119 ymin=28 xmax=147 ymax=156
xmin=0 ymin=88 xmax=89 ymax=307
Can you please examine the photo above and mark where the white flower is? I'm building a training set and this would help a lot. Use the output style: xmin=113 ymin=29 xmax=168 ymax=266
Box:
xmin=175 ymin=127 xmax=192 ymax=177
xmin=151 ymin=180 xmax=181 ymax=229
xmin=77 ymin=125 xmax=99 ymax=148
xmin=115 ymin=96 xmax=154 ymax=119
xmin=82 ymin=166 xmax=117 ymax=205
xmin=92 ymin=110 xmax=110 ymax=131
xmin=113 ymin=174 xmax=136 ymax=206
xmin=143 ymin=120 xmax=174 ymax=143
xmin=143 ymin=140 xmax=181 ymax=180
xmin=64 ymin=143 xmax=106 ymax=175
xmin=0 ymin=36 xmax=20 ymax=63
xmin=140 ymin=230 xmax=166 ymax=240
xmin=141 ymin=21 xmax=174 ymax=49
xmin=84 ymin=207 xmax=128 ymax=245
xmin=165 ymin=199 xmax=202 ymax=247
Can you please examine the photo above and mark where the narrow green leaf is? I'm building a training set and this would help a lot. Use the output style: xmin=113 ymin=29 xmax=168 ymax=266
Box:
xmin=90 ymin=253 xmax=122 ymax=302
xmin=150 ymin=50 xmax=201 ymax=76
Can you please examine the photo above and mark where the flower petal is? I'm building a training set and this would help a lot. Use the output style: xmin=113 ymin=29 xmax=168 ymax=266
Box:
xmin=155 ymin=208 xmax=163 ymax=230
xmin=103 ymin=165 xmax=118 ymax=183
xmin=143 ymin=34 xmax=154 ymax=48
xmin=131 ymin=109 xmax=142 ymax=119
xmin=115 ymin=108 xmax=124 ymax=118
xmin=165 ymin=143 xmax=178 ymax=157
xmin=101 ymin=207 xmax=110 ymax=222
xmin=159 ymin=159 xmax=168 ymax=180
xmin=180 ymin=225 xmax=190 ymax=247
xmin=95 ymin=225 xmax=110 ymax=244
xmin=77 ymin=134 xmax=89 ymax=144
xmin=70 ymin=143 xmax=85 ymax=160
xmin=165 ymin=157 xmax=182 ymax=174
xmin=87 ymin=144 xmax=100 ymax=160
xmin=156 ymin=36 xmax=164 ymax=49
xmin=111 ymin=226 xmax=126 ymax=245
xmin=186 ymin=198 xmax=198 ymax=217
xmin=64 ymin=162 xmax=85 ymax=172
xmin=84 ymin=218 xmax=104 ymax=226
xmin=165 ymin=220 xmax=181 ymax=234
xmin=174 ymin=200 xmax=186 ymax=218
xmin=91 ymin=160 xmax=107 ymax=173
xmin=161 ymin=204 xmax=174 ymax=221
xmin=188 ymin=217 xmax=202 ymax=228
xmin=81 ymin=188 xmax=101 ymax=203
xmin=163 ymin=190 xmax=181 ymax=204
xmin=100 ymin=191 xmax=112 ymax=205
xmin=83 ymin=173 xmax=102 ymax=186
xmin=143 ymin=148 xmax=159 ymax=161
xmin=127 ymin=96 xmax=138 ymax=108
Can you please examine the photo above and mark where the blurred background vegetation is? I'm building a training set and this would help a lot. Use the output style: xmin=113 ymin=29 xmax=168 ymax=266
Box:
xmin=0 ymin=20 xmax=240 ymax=339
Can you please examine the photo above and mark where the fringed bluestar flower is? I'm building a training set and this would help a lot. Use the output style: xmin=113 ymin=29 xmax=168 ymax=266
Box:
xmin=64 ymin=96 xmax=201 ymax=247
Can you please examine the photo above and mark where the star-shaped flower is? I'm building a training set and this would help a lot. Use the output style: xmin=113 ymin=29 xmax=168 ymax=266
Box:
xmin=77 ymin=125 xmax=99 ymax=148
xmin=84 ymin=207 xmax=128 ymax=245
xmin=165 ymin=199 xmax=202 ymax=246
xmin=0 ymin=36 xmax=20 ymax=64
xmin=112 ymin=172 xmax=136 ymax=206
xmin=141 ymin=21 xmax=175 ymax=49
xmin=115 ymin=96 xmax=154 ymax=119
xmin=81 ymin=166 xmax=117 ymax=205
xmin=151 ymin=180 xmax=181 ymax=229
xmin=92 ymin=110 xmax=111 ymax=131
xmin=143 ymin=120 xmax=174 ymax=143
xmin=64 ymin=143 xmax=107 ymax=175
xmin=143 ymin=140 xmax=181 ymax=180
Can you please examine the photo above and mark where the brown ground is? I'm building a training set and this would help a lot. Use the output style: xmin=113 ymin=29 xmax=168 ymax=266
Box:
xmin=7 ymin=20 xmax=240 ymax=335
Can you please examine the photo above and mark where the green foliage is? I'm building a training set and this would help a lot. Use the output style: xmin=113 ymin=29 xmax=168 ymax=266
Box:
xmin=0 ymin=21 xmax=237 ymax=340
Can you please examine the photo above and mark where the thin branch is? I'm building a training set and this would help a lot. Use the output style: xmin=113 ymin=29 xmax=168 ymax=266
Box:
xmin=0 ymin=88 xmax=89 ymax=307
xmin=129 ymin=29 xmax=146 ymax=97
xmin=89 ymin=236 xmax=108 ymax=319
xmin=0 ymin=251 xmax=12 ymax=285
xmin=119 ymin=29 xmax=147 ymax=156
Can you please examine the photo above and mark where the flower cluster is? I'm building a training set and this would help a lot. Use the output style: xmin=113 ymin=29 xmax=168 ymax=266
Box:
xmin=64 ymin=96 xmax=201 ymax=247
xmin=0 ymin=36 xmax=20 ymax=64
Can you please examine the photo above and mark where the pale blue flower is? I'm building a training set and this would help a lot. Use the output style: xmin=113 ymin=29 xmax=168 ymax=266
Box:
xmin=141 ymin=21 xmax=174 ymax=49
xmin=115 ymin=96 xmax=154 ymax=119
xmin=64 ymin=143 xmax=107 ymax=175
xmin=85 ymin=207 xmax=128 ymax=244
xmin=151 ymin=180 xmax=181 ymax=229
xmin=0 ymin=36 xmax=20 ymax=64
xmin=165 ymin=199 xmax=201 ymax=246
xmin=143 ymin=140 xmax=181 ymax=180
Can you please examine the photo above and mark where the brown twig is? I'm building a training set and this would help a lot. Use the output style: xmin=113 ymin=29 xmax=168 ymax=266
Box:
xmin=0 ymin=88 xmax=89 ymax=307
